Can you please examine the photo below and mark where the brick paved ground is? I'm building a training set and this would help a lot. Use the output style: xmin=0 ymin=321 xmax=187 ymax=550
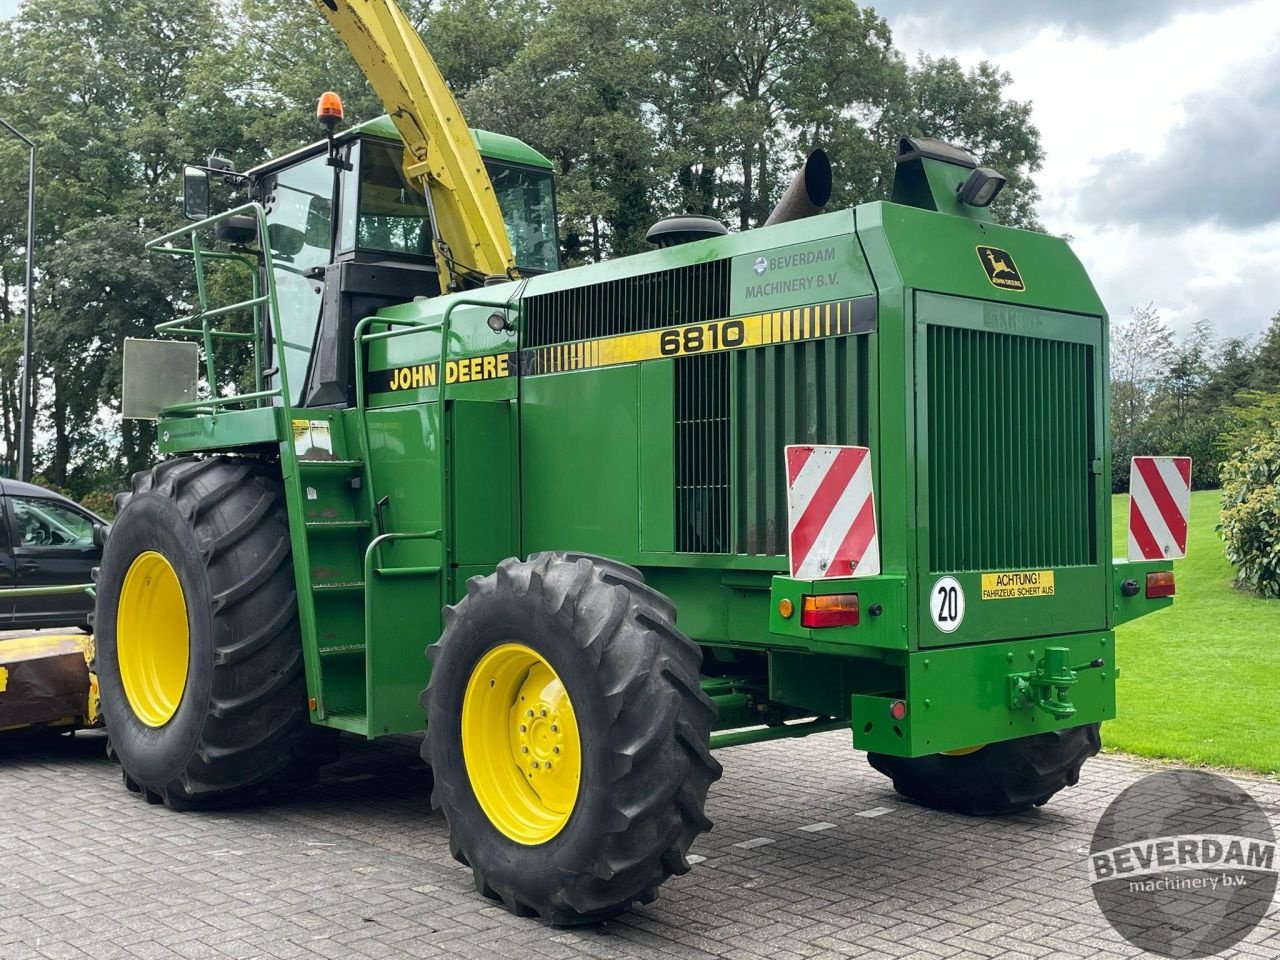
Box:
xmin=1 ymin=730 xmax=1276 ymax=960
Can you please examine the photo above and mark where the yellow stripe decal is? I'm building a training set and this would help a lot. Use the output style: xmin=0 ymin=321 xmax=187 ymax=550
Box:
xmin=520 ymin=296 xmax=874 ymax=377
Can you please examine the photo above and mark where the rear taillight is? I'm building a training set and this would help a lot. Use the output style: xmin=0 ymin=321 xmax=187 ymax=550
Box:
xmin=1146 ymin=571 xmax=1175 ymax=598
xmin=801 ymin=594 xmax=859 ymax=628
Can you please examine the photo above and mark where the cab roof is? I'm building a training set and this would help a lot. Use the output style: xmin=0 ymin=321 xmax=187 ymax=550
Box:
xmin=247 ymin=115 xmax=553 ymax=178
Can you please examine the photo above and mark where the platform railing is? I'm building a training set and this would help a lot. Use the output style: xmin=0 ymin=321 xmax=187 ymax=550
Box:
xmin=146 ymin=204 xmax=292 ymax=416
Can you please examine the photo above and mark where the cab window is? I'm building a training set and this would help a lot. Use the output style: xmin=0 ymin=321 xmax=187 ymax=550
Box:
xmin=485 ymin=161 xmax=559 ymax=273
xmin=356 ymin=139 xmax=433 ymax=258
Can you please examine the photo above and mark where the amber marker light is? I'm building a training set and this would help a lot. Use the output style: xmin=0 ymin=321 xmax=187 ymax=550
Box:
xmin=1146 ymin=571 xmax=1175 ymax=598
xmin=316 ymin=91 xmax=345 ymax=131
xmin=778 ymin=598 xmax=794 ymax=619
xmin=800 ymin=594 xmax=859 ymax=628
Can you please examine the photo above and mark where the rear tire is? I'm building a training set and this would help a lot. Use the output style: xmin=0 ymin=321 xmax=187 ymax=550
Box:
xmin=95 ymin=456 xmax=335 ymax=809
xmin=867 ymin=724 xmax=1101 ymax=816
xmin=424 ymin=552 xmax=721 ymax=925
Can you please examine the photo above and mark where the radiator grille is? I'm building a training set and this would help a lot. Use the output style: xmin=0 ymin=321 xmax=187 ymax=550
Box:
xmin=523 ymin=259 xmax=730 ymax=348
xmin=675 ymin=352 xmax=731 ymax=553
xmin=734 ymin=337 xmax=869 ymax=555
xmin=927 ymin=325 xmax=1096 ymax=573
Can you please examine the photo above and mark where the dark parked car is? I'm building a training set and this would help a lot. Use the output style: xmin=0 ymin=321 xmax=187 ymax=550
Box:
xmin=0 ymin=479 xmax=104 ymax=631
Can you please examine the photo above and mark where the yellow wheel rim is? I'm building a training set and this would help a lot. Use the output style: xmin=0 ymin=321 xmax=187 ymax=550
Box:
xmin=461 ymin=643 xmax=581 ymax=845
xmin=941 ymin=744 xmax=986 ymax=756
xmin=117 ymin=550 xmax=190 ymax=727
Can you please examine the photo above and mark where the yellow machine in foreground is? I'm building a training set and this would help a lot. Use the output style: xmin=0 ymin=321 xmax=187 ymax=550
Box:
xmin=0 ymin=633 xmax=100 ymax=733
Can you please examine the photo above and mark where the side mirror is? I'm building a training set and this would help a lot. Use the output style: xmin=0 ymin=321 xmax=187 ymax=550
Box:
xmin=183 ymin=166 xmax=209 ymax=221
xmin=91 ymin=522 xmax=110 ymax=549
xmin=268 ymin=223 xmax=306 ymax=259
xmin=304 ymin=195 xmax=332 ymax=249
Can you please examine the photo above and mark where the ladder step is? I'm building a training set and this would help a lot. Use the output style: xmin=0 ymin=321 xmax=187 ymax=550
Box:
xmin=318 ymin=643 xmax=366 ymax=657
xmin=320 ymin=710 xmax=368 ymax=735
xmin=312 ymin=580 xmax=365 ymax=593
xmin=305 ymin=519 xmax=371 ymax=531
xmin=299 ymin=458 xmax=363 ymax=471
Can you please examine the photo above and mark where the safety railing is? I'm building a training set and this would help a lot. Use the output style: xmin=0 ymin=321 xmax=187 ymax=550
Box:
xmin=352 ymin=293 xmax=520 ymax=602
xmin=146 ymin=204 xmax=292 ymax=417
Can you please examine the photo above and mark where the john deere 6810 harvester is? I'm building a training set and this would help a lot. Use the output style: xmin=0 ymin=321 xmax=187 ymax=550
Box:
xmin=93 ymin=0 xmax=1177 ymax=925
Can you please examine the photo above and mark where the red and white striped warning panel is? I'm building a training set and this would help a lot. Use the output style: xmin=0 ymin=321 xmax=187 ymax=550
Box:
xmin=785 ymin=445 xmax=880 ymax=579
xmin=1128 ymin=456 xmax=1192 ymax=561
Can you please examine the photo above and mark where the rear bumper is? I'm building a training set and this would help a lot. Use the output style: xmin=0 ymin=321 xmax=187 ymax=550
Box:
xmin=851 ymin=630 xmax=1116 ymax=757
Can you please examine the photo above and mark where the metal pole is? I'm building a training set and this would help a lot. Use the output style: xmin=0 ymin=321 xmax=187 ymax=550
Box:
xmin=0 ymin=117 xmax=35 ymax=481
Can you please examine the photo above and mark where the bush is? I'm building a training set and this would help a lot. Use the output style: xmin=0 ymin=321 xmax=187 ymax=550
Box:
xmin=1219 ymin=428 xmax=1280 ymax=598
xmin=79 ymin=489 xmax=118 ymax=521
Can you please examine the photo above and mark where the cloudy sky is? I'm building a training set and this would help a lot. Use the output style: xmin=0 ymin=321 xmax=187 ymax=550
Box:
xmin=1 ymin=0 xmax=1276 ymax=340
xmin=882 ymin=0 xmax=1280 ymax=340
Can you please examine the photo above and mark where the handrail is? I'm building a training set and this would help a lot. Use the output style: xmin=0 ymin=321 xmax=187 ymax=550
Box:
xmin=351 ymin=293 xmax=519 ymax=605
xmin=146 ymin=203 xmax=289 ymax=415
xmin=352 ymin=313 xmax=435 ymax=542
xmin=363 ymin=529 xmax=441 ymax=579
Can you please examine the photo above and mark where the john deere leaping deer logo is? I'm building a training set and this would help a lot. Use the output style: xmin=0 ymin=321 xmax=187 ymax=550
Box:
xmin=977 ymin=246 xmax=1025 ymax=292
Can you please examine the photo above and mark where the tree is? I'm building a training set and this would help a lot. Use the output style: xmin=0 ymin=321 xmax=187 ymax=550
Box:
xmin=0 ymin=0 xmax=247 ymax=494
xmin=1252 ymin=313 xmax=1280 ymax=391
xmin=462 ymin=0 xmax=660 ymax=259
xmin=901 ymin=56 xmax=1043 ymax=229
xmin=1111 ymin=303 xmax=1174 ymax=452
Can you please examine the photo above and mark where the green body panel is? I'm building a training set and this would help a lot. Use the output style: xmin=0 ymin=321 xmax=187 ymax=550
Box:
xmin=157 ymin=406 xmax=284 ymax=455
xmin=852 ymin=630 xmax=1117 ymax=756
xmin=146 ymin=151 xmax=1175 ymax=753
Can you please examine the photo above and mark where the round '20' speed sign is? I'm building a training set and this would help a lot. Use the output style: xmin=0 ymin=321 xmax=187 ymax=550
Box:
xmin=930 ymin=576 xmax=965 ymax=633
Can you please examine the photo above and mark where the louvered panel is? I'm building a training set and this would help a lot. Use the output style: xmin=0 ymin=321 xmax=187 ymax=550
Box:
xmin=675 ymin=352 xmax=730 ymax=553
xmin=523 ymin=259 xmax=731 ymax=348
xmin=732 ymin=336 xmax=869 ymax=556
xmin=927 ymin=325 xmax=1095 ymax=572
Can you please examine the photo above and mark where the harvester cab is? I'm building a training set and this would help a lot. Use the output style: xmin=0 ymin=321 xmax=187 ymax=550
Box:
xmin=94 ymin=0 xmax=1186 ymax=929
xmin=181 ymin=114 xmax=558 ymax=411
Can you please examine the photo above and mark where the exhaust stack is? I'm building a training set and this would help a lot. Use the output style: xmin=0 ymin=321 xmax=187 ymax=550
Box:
xmin=763 ymin=149 xmax=831 ymax=227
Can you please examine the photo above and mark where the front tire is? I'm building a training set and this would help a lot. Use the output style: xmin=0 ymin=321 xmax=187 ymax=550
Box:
xmin=424 ymin=552 xmax=721 ymax=925
xmin=867 ymin=724 xmax=1101 ymax=816
xmin=95 ymin=457 xmax=333 ymax=808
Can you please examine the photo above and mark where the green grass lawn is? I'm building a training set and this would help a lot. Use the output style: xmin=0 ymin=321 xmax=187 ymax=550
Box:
xmin=1104 ymin=489 xmax=1280 ymax=775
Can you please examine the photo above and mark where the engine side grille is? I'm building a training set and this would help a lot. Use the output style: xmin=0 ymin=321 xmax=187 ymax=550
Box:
xmin=675 ymin=352 xmax=731 ymax=553
xmin=927 ymin=325 xmax=1096 ymax=573
xmin=523 ymin=259 xmax=730 ymax=348
xmin=733 ymin=336 xmax=870 ymax=556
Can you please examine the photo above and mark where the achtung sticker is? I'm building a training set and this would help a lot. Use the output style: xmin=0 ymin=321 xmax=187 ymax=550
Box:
xmin=981 ymin=570 xmax=1055 ymax=600
xmin=366 ymin=352 xmax=514 ymax=394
